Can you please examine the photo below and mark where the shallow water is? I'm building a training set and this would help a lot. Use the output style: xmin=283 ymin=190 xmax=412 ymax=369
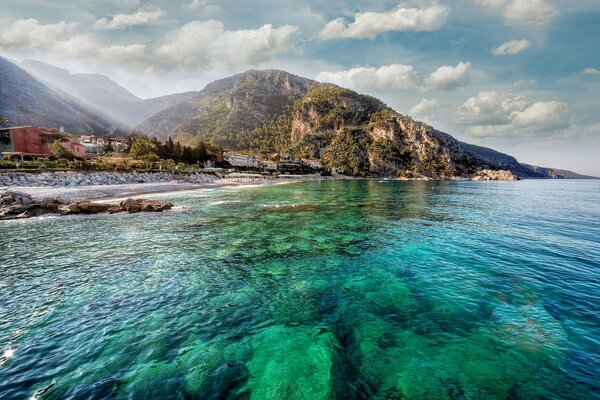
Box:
xmin=1 ymin=180 xmax=599 ymax=399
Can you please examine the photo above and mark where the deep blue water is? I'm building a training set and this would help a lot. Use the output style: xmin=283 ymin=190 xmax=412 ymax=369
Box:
xmin=0 ymin=180 xmax=599 ymax=399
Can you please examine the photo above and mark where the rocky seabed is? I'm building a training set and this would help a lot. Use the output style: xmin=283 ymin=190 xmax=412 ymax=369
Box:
xmin=0 ymin=171 xmax=217 ymax=187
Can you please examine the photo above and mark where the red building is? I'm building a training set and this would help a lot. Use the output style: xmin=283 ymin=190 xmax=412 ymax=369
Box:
xmin=0 ymin=126 xmax=86 ymax=159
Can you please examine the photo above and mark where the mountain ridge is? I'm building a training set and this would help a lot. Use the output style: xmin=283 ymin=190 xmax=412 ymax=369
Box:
xmin=0 ymin=58 xmax=593 ymax=179
xmin=135 ymin=69 xmax=593 ymax=179
xmin=0 ymin=56 xmax=116 ymax=134
xmin=19 ymin=59 xmax=199 ymax=129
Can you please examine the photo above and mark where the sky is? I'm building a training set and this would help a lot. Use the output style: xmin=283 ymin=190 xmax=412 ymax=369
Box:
xmin=0 ymin=0 xmax=599 ymax=175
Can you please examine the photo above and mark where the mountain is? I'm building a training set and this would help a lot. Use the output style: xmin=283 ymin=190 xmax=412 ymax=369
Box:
xmin=136 ymin=69 xmax=591 ymax=178
xmin=137 ymin=70 xmax=316 ymax=147
xmin=461 ymin=142 xmax=596 ymax=179
xmin=20 ymin=59 xmax=199 ymax=129
xmin=0 ymin=56 xmax=115 ymax=134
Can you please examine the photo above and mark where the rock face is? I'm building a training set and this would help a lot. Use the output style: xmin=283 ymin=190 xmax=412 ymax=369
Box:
xmin=289 ymin=85 xmax=484 ymax=178
xmin=0 ymin=171 xmax=217 ymax=188
xmin=472 ymin=169 xmax=519 ymax=181
xmin=1 ymin=191 xmax=174 ymax=220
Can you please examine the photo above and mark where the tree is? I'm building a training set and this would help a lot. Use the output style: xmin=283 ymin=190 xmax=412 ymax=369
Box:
xmin=129 ymin=137 xmax=158 ymax=159
xmin=103 ymin=136 xmax=115 ymax=153
xmin=0 ymin=117 xmax=8 ymax=127
xmin=49 ymin=140 xmax=76 ymax=160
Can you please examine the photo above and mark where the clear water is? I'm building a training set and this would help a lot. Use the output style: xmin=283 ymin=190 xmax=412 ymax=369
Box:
xmin=1 ymin=180 xmax=599 ymax=399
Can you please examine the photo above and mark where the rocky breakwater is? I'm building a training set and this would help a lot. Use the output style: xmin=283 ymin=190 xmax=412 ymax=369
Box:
xmin=472 ymin=169 xmax=519 ymax=181
xmin=0 ymin=171 xmax=217 ymax=188
xmin=0 ymin=190 xmax=173 ymax=220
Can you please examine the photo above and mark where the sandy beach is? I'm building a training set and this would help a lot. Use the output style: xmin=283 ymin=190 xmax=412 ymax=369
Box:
xmin=0 ymin=177 xmax=315 ymax=204
xmin=2 ymin=180 xmax=263 ymax=202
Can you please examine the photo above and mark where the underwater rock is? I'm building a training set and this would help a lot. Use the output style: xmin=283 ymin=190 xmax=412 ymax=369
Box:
xmin=343 ymin=274 xmax=411 ymax=312
xmin=269 ymin=280 xmax=321 ymax=324
xmin=245 ymin=325 xmax=337 ymax=400
xmin=119 ymin=361 xmax=179 ymax=399
xmin=176 ymin=343 xmax=222 ymax=394
xmin=263 ymin=204 xmax=318 ymax=212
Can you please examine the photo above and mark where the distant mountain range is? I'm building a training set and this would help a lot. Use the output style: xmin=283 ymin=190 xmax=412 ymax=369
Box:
xmin=0 ymin=56 xmax=594 ymax=178
xmin=19 ymin=59 xmax=198 ymax=130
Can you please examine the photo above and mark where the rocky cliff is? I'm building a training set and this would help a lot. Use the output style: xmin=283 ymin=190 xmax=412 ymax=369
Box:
xmin=289 ymin=84 xmax=484 ymax=177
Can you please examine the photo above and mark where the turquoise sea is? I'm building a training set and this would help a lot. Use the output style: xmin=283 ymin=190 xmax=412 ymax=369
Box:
xmin=1 ymin=180 xmax=599 ymax=399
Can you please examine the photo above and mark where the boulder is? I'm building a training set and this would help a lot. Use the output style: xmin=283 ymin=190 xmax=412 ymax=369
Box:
xmin=472 ymin=169 xmax=519 ymax=181
xmin=120 ymin=198 xmax=141 ymax=213
xmin=76 ymin=201 xmax=114 ymax=214
xmin=40 ymin=197 xmax=65 ymax=211
xmin=2 ymin=190 xmax=34 ymax=206
xmin=107 ymin=206 xmax=122 ymax=214
xmin=136 ymin=199 xmax=174 ymax=212
xmin=0 ymin=204 xmax=27 ymax=219
xmin=59 ymin=203 xmax=81 ymax=214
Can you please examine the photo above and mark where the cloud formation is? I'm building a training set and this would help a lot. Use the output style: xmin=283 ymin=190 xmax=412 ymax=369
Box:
xmin=316 ymin=64 xmax=419 ymax=90
xmin=474 ymin=0 xmax=559 ymax=26
xmin=492 ymin=39 xmax=531 ymax=55
xmin=317 ymin=62 xmax=472 ymax=93
xmin=0 ymin=19 xmax=80 ymax=51
xmin=94 ymin=7 xmax=166 ymax=30
xmin=0 ymin=18 xmax=298 ymax=72
xmin=582 ymin=67 xmax=600 ymax=75
xmin=155 ymin=20 xmax=299 ymax=70
xmin=318 ymin=3 xmax=448 ymax=39
xmin=409 ymin=98 xmax=438 ymax=122
xmin=455 ymin=91 xmax=570 ymax=137
xmin=425 ymin=62 xmax=472 ymax=91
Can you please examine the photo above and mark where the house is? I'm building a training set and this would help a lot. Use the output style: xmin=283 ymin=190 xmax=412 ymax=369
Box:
xmin=224 ymin=153 xmax=260 ymax=168
xmin=0 ymin=126 xmax=86 ymax=159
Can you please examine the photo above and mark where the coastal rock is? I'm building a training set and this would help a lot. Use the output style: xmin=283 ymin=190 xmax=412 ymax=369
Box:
xmin=59 ymin=203 xmax=81 ymax=214
xmin=0 ymin=204 xmax=27 ymax=218
xmin=472 ymin=169 xmax=519 ymax=181
xmin=1 ymin=190 xmax=176 ymax=220
xmin=137 ymin=199 xmax=174 ymax=212
xmin=76 ymin=201 xmax=113 ymax=214
xmin=2 ymin=190 xmax=34 ymax=206
xmin=120 ymin=198 xmax=141 ymax=213
xmin=40 ymin=197 xmax=64 ymax=211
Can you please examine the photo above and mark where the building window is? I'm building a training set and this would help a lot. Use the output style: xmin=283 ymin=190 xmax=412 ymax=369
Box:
xmin=41 ymin=136 xmax=56 ymax=144
xmin=0 ymin=130 xmax=10 ymax=145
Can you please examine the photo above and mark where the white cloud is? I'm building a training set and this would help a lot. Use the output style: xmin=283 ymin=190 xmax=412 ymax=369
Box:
xmin=409 ymin=98 xmax=438 ymax=122
xmin=512 ymin=79 xmax=537 ymax=89
xmin=455 ymin=91 xmax=527 ymax=125
xmin=455 ymin=91 xmax=570 ymax=137
xmin=492 ymin=39 xmax=531 ymax=55
xmin=0 ymin=19 xmax=80 ymax=51
xmin=0 ymin=18 xmax=298 ymax=72
xmin=474 ymin=0 xmax=559 ymax=26
xmin=183 ymin=0 xmax=221 ymax=14
xmin=316 ymin=64 xmax=418 ymax=90
xmin=582 ymin=67 xmax=600 ymax=75
xmin=155 ymin=20 xmax=299 ymax=70
xmin=94 ymin=7 xmax=166 ymax=30
xmin=318 ymin=3 xmax=448 ymax=39
xmin=425 ymin=61 xmax=472 ymax=91
xmin=317 ymin=61 xmax=473 ymax=93
xmin=512 ymin=101 xmax=570 ymax=130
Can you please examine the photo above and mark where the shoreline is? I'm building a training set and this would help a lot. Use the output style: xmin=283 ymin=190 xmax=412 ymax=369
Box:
xmin=1 ymin=178 xmax=316 ymax=203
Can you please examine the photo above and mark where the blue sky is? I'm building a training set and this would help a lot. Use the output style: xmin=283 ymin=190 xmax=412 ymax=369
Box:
xmin=1 ymin=0 xmax=599 ymax=174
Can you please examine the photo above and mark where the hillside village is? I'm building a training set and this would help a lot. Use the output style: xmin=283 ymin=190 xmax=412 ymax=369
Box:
xmin=0 ymin=124 xmax=324 ymax=176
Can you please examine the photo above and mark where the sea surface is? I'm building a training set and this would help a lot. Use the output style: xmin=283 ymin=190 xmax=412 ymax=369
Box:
xmin=1 ymin=180 xmax=599 ymax=399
